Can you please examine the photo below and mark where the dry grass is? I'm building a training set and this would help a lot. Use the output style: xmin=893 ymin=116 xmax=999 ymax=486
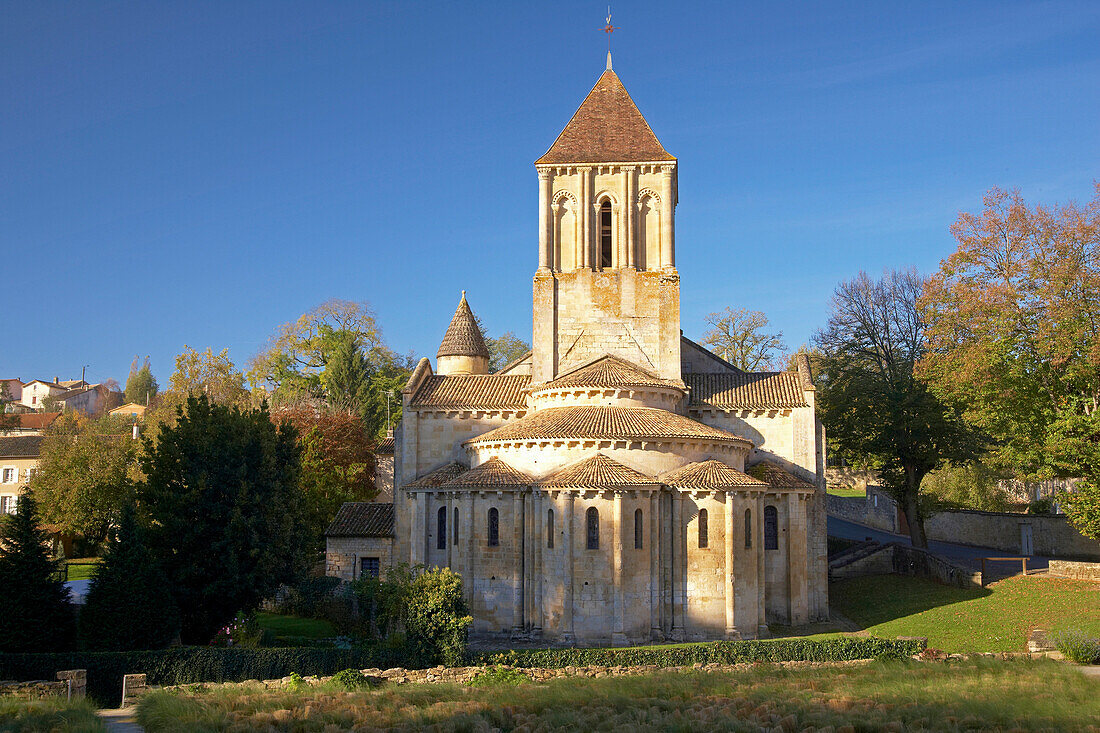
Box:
xmin=137 ymin=657 xmax=1099 ymax=732
xmin=0 ymin=697 xmax=105 ymax=733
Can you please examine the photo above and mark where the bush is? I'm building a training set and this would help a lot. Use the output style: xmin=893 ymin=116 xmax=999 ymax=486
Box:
xmin=280 ymin=576 xmax=343 ymax=619
xmin=1051 ymin=629 xmax=1100 ymax=665
xmin=404 ymin=567 xmax=471 ymax=667
xmin=480 ymin=637 xmax=926 ymax=669
xmin=329 ymin=668 xmax=378 ymax=690
xmin=467 ymin=665 xmax=528 ymax=687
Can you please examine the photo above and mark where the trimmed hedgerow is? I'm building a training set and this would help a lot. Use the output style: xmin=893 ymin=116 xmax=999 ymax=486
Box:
xmin=479 ymin=637 xmax=926 ymax=669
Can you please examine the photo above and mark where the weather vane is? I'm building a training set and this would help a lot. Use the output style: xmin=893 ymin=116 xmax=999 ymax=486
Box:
xmin=601 ymin=6 xmax=618 ymax=53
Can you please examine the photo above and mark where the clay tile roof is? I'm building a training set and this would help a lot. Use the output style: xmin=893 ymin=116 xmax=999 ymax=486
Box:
xmin=466 ymin=406 xmax=752 ymax=447
xmin=13 ymin=413 xmax=60 ymax=431
xmin=545 ymin=355 xmax=679 ymax=391
xmin=406 ymin=462 xmax=468 ymax=488
xmin=0 ymin=435 xmax=44 ymax=459
xmin=541 ymin=453 xmax=657 ymax=488
xmin=437 ymin=293 xmax=489 ymax=359
xmin=375 ymin=436 xmax=395 ymax=455
xmin=685 ymin=372 xmax=809 ymax=410
xmin=660 ymin=459 xmax=768 ymax=489
xmin=536 ymin=70 xmax=675 ymax=165
xmin=411 ymin=375 xmax=530 ymax=410
xmin=442 ymin=456 xmax=531 ymax=487
xmin=749 ymin=461 xmax=817 ymax=490
xmin=325 ymin=502 xmax=395 ymax=537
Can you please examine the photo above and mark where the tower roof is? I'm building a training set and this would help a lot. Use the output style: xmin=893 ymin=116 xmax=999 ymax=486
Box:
xmin=660 ymin=459 xmax=768 ymax=490
xmin=540 ymin=453 xmax=657 ymax=488
xmin=437 ymin=292 xmax=490 ymax=359
xmin=536 ymin=69 xmax=675 ymax=165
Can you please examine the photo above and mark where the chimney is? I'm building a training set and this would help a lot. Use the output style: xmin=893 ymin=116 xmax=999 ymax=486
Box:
xmin=54 ymin=376 xmax=59 ymax=384
xmin=132 ymin=423 xmax=140 ymax=441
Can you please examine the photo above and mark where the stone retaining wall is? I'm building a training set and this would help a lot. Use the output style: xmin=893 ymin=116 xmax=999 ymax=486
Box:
xmin=829 ymin=542 xmax=981 ymax=589
xmin=826 ymin=491 xmax=898 ymax=533
xmin=1048 ymin=559 xmax=1100 ymax=581
xmin=0 ymin=680 xmax=67 ymax=699
xmin=924 ymin=510 xmax=1100 ymax=560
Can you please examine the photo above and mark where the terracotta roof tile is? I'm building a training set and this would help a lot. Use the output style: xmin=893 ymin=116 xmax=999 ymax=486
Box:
xmin=11 ymin=413 xmax=60 ymax=431
xmin=541 ymin=453 xmax=657 ymax=488
xmin=325 ymin=502 xmax=394 ymax=537
xmin=375 ymin=436 xmax=395 ymax=455
xmin=0 ymin=435 xmax=44 ymax=459
xmin=660 ymin=459 xmax=767 ymax=489
xmin=406 ymin=462 xmax=468 ymax=488
xmin=536 ymin=70 xmax=675 ymax=165
xmin=749 ymin=461 xmax=817 ymax=490
xmin=442 ymin=456 xmax=531 ymax=487
xmin=544 ymin=355 xmax=679 ymax=391
xmin=411 ymin=375 xmax=530 ymax=409
xmin=686 ymin=372 xmax=808 ymax=410
xmin=466 ymin=406 xmax=751 ymax=447
xmin=437 ymin=293 xmax=489 ymax=359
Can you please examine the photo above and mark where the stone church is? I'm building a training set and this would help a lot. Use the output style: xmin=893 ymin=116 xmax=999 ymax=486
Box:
xmin=329 ymin=58 xmax=828 ymax=644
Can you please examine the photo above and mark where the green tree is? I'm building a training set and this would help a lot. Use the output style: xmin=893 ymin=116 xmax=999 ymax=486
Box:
xmin=404 ymin=566 xmax=471 ymax=667
xmin=815 ymin=269 xmax=981 ymax=547
xmin=486 ymin=332 xmax=531 ymax=373
xmin=78 ymin=502 xmax=179 ymax=650
xmin=322 ymin=335 xmax=370 ymax=411
xmin=124 ymin=356 xmax=158 ymax=405
xmin=0 ymin=380 xmax=17 ymax=430
xmin=30 ymin=413 xmax=140 ymax=546
xmin=703 ymin=307 xmax=787 ymax=371
xmin=0 ymin=494 xmax=76 ymax=652
xmin=137 ymin=395 xmax=310 ymax=643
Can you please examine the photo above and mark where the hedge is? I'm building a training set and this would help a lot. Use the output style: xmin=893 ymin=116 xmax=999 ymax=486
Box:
xmin=0 ymin=646 xmax=411 ymax=706
xmin=479 ymin=637 xmax=927 ymax=668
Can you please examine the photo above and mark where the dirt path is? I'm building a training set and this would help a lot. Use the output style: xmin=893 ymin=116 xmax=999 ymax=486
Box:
xmin=97 ymin=707 xmax=144 ymax=733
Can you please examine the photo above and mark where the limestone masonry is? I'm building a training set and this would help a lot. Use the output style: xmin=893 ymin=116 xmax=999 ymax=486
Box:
xmin=327 ymin=59 xmax=828 ymax=643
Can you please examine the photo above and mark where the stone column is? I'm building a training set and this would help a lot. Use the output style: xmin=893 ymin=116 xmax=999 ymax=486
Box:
xmin=724 ymin=493 xmax=738 ymax=639
xmin=671 ymin=490 xmax=685 ymax=640
xmin=660 ymin=164 xmax=675 ymax=269
xmin=787 ymin=493 xmax=809 ymax=626
xmin=538 ymin=168 xmax=552 ymax=270
xmin=581 ymin=167 xmax=592 ymax=269
xmin=563 ymin=493 xmax=575 ymax=642
xmin=467 ymin=492 xmax=477 ymax=608
xmin=756 ymin=494 xmax=767 ymax=637
xmin=533 ymin=490 xmax=543 ymax=634
xmin=446 ymin=492 xmax=454 ymax=569
xmin=621 ymin=166 xmax=635 ymax=268
xmin=512 ymin=492 xmax=524 ymax=634
xmin=411 ymin=492 xmax=426 ymax=566
xmin=649 ymin=490 xmax=660 ymax=640
xmin=612 ymin=493 xmax=626 ymax=644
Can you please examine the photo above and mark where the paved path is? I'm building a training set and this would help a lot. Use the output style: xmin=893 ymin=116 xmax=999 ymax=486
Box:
xmin=97 ymin=707 xmax=143 ymax=733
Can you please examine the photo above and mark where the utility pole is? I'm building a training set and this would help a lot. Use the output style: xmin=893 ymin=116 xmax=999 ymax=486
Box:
xmin=81 ymin=364 xmax=89 ymax=385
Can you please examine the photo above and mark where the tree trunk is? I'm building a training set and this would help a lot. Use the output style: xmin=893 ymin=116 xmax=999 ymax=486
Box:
xmin=903 ymin=467 xmax=928 ymax=548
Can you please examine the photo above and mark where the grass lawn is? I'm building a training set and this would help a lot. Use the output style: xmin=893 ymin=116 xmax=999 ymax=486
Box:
xmin=255 ymin=612 xmax=337 ymax=640
xmin=63 ymin=558 xmax=101 ymax=581
xmin=137 ymin=657 xmax=1098 ymax=732
xmin=832 ymin=573 xmax=1100 ymax=653
xmin=827 ymin=486 xmax=866 ymax=498
xmin=0 ymin=697 xmax=104 ymax=733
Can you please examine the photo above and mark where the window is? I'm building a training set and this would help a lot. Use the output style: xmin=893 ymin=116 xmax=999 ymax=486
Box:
xmin=634 ymin=508 xmax=643 ymax=549
xmin=437 ymin=506 xmax=447 ymax=550
xmin=764 ymin=505 xmax=779 ymax=550
xmin=453 ymin=507 xmax=459 ymax=545
xmin=599 ymin=200 xmax=613 ymax=268
xmin=698 ymin=508 xmax=709 ymax=548
xmin=360 ymin=557 xmax=380 ymax=579
xmin=1 ymin=467 xmax=14 ymax=484
xmin=0 ymin=496 xmax=15 ymax=514
xmin=488 ymin=508 xmax=499 ymax=547
xmin=547 ymin=508 xmax=555 ymax=549
xmin=586 ymin=507 xmax=599 ymax=550
xmin=744 ymin=508 xmax=752 ymax=549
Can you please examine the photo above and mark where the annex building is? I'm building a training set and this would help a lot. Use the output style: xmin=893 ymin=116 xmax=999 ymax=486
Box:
xmin=328 ymin=57 xmax=828 ymax=644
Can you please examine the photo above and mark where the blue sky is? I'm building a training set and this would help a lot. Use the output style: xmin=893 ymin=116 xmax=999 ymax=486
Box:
xmin=3 ymin=1 xmax=1098 ymax=386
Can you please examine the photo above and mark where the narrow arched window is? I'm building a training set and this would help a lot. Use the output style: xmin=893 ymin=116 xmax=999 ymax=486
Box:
xmin=437 ymin=507 xmax=447 ymax=550
xmin=634 ymin=508 xmax=644 ymax=550
xmin=599 ymin=200 xmax=613 ymax=268
xmin=586 ymin=507 xmax=599 ymax=550
xmin=488 ymin=507 xmax=499 ymax=547
xmin=764 ymin=505 xmax=778 ymax=550
xmin=744 ymin=508 xmax=752 ymax=549
xmin=547 ymin=507 xmax=555 ymax=549
xmin=453 ymin=507 xmax=459 ymax=545
xmin=698 ymin=508 xmax=709 ymax=548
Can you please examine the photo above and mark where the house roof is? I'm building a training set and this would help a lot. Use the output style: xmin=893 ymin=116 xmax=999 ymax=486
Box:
xmin=375 ymin=436 xmax=395 ymax=455
xmin=660 ymin=459 xmax=768 ymax=490
xmin=543 ymin=354 xmax=679 ymax=391
xmin=749 ymin=460 xmax=817 ymax=490
xmin=437 ymin=292 xmax=490 ymax=359
xmin=540 ymin=453 xmax=657 ymax=488
xmin=441 ymin=456 xmax=531 ymax=488
xmin=325 ymin=502 xmax=395 ymax=538
xmin=685 ymin=372 xmax=809 ymax=410
xmin=11 ymin=413 xmax=60 ymax=431
xmin=410 ymin=375 xmax=530 ymax=410
xmin=0 ymin=435 xmax=44 ymax=459
xmin=405 ymin=462 xmax=468 ymax=488
xmin=466 ymin=406 xmax=752 ymax=447
xmin=536 ymin=69 xmax=675 ymax=165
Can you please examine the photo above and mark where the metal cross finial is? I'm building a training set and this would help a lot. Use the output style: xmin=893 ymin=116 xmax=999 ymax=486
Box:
xmin=601 ymin=6 xmax=618 ymax=53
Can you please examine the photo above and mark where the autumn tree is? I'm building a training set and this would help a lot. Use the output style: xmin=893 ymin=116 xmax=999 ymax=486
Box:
xmin=703 ymin=307 xmax=787 ymax=371
xmin=816 ymin=269 xmax=980 ymax=548
xmin=124 ymin=355 xmax=158 ymax=405
xmin=921 ymin=185 xmax=1100 ymax=538
xmin=146 ymin=346 xmax=251 ymax=431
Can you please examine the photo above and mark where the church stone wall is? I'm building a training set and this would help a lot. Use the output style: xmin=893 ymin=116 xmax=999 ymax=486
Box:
xmin=325 ymin=537 xmax=394 ymax=582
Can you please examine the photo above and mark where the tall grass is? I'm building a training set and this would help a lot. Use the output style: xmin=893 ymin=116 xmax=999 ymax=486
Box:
xmin=0 ymin=697 xmax=105 ymax=733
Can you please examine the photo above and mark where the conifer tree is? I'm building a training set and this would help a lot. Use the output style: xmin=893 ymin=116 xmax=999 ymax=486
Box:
xmin=79 ymin=502 xmax=179 ymax=650
xmin=323 ymin=335 xmax=369 ymax=411
xmin=124 ymin=355 xmax=158 ymax=404
xmin=0 ymin=494 xmax=76 ymax=652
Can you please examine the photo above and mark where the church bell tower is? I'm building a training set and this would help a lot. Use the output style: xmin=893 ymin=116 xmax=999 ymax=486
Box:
xmin=531 ymin=57 xmax=681 ymax=384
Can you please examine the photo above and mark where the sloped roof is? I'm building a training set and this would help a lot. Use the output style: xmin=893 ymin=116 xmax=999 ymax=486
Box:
xmin=536 ymin=70 xmax=675 ymax=165
xmin=406 ymin=462 xmax=468 ymax=488
xmin=437 ymin=293 xmax=489 ymax=359
xmin=411 ymin=375 xmax=530 ymax=409
xmin=544 ymin=354 xmax=678 ymax=391
xmin=466 ymin=406 xmax=751 ymax=447
xmin=660 ymin=459 xmax=767 ymax=489
xmin=541 ymin=453 xmax=657 ymax=488
xmin=325 ymin=502 xmax=395 ymax=538
xmin=749 ymin=460 xmax=817 ymax=490
xmin=375 ymin=436 xmax=395 ymax=455
xmin=0 ymin=435 xmax=44 ymax=459
xmin=11 ymin=412 xmax=60 ymax=431
xmin=442 ymin=456 xmax=531 ymax=487
xmin=686 ymin=372 xmax=809 ymax=410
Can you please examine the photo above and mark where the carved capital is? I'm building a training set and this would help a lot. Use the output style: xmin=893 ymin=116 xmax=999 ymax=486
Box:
xmin=660 ymin=164 xmax=675 ymax=174
xmin=536 ymin=167 xmax=553 ymax=180
xmin=620 ymin=165 xmax=636 ymax=173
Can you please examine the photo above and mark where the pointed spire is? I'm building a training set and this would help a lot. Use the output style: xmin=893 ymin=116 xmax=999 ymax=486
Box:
xmin=437 ymin=292 xmax=489 ymax=359
xmin=606 ymin=51 xmax=612 ymax=71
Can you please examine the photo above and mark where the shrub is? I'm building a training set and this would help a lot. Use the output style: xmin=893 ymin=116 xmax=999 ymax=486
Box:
xmin=329 ymin=668 xmax=378 ymax=690
xmin=467 ymin=666 xmax=528 ymax=687
xmin=1050 ymin=629 xmax=1100 ymax=665
xmin=405 ymin=567 xmax=471 ymax=667
xmin=210 ymin=613 xmax=265 ymax=649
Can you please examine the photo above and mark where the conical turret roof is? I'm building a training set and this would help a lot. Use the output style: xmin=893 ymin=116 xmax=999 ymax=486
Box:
xmin=536 ymin=69 xmax=675 ymax=165
xmin=541 ymin=453 xmax=657 ymax=488
xmin=437 ymin=292 xmax=490 ymax=359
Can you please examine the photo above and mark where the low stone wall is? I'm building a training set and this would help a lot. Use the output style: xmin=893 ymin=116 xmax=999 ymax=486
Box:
xmin=829 ymin=542 xmax=981 ymax=589
xmin=826 ymin=490 xmax=898 ymax=533
xmin=1048 ymin=559 xmax=1100 ymax=581
xmin=925 ymin=510 xmax=1100 ymax=560
xmin=0 ymin=680 xmax=67 ymax=699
